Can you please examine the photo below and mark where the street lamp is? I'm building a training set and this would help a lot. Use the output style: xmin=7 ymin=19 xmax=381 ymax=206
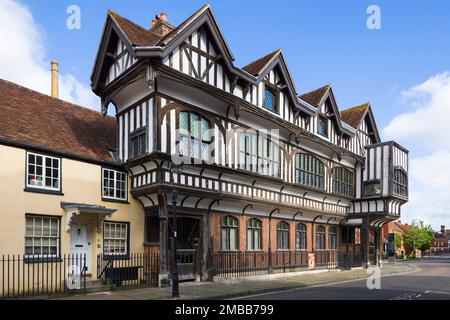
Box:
xmin=169 ymin=162 xmax=183 ymax=298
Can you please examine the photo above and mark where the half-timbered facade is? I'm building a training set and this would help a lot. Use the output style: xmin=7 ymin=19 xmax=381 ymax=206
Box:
xmin=88 ymin=4 xmax=409 ymax=283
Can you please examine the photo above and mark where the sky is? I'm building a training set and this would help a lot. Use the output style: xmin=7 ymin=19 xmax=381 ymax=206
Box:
xmin=0 ymin=0 xmax=449 ymax=230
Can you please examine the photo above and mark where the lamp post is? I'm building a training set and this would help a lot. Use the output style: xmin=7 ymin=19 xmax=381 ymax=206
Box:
xmin=169 ymin=163 xmax=183 ymax=298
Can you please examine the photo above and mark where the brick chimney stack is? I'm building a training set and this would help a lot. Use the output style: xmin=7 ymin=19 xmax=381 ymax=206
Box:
xmin=441 ymin=225 xmax=446 ymax=233
xmin=51 ymin=60 xmax=59 ymax=99
xmin=151 ymin=12 xmax=174 ymax=37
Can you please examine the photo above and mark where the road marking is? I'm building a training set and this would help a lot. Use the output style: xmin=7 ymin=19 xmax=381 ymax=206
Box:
xmin=230 ymin=266 xmax=421 ymax=300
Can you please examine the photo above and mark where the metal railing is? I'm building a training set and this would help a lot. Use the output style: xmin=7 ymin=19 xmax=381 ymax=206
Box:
xmin=1 ymin=254 xmax=86 ymax=299
xmin=97 ymin=253 xmax=159 ymax=288
xmin=212 ymin=251 xmax=361 ymax=278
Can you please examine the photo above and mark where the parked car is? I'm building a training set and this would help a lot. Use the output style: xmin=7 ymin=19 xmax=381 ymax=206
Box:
xmin=435 ymin=251 xmax=442 ymax=256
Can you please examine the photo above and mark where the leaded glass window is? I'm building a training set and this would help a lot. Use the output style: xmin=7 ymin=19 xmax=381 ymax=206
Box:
xmin=264 ymin=88 xmax=276 ymax=112
xmin=332 ymin=167 xmax=354 ymax=197
xmin=277 ymin=221 xmax=290 ymax=250
xmin=316 ymin=225 xmax=326 ymax=250
xmin=295 ymin=223 xmax=307 ymax=250
xmin=295 ymin=154 xmax=325 ymax=190
xmin=221 ymin=216 xmax=239 ymax=251
xmin=393 ymin=168 xmax=408 ymax=197
xmin=239 ymin=132 xmax=279 ymax=177
xmin=179 ymin=111 xmax=212 ymax=161
xmin=247 ymin=218 xmax=262 ymax=251
xmin=328 ymin=226 xmax=337 ymax=250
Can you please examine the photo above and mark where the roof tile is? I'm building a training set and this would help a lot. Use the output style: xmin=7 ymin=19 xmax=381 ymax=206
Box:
xmin=0 ymin=79 xmax=117 ymax=163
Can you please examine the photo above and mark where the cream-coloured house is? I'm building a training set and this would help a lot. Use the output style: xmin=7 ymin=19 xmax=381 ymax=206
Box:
xmin=0 ymin=78 xmax=144 ymax=282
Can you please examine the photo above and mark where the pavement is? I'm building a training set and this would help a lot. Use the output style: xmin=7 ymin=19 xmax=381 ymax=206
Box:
xmin=239 ymin=257 xmax=450 ymax=300
xmin=53 ymin=260 xmax=417 ymax=300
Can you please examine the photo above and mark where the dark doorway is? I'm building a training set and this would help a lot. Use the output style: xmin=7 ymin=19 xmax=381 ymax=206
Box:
xmin=169 ymin=217 xmax=200 ymax=281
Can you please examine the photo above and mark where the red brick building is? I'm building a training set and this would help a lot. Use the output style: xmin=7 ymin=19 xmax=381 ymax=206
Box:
xmin=431 ymin=226 xmax=450 ymax=254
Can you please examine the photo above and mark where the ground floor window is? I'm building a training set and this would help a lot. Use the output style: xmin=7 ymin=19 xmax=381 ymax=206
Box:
xmin=247 ymin=218 xmax=262 ymax=251
xmin=328 ymin=226 xmax=337 ymax=250
xmin=221 ymin=216 xmax=239 ymax=251
xmin=103 ymin=222 xmax=129 ymax=257
xmin=295 ymin=223 xmax=307 ymax=250
xmin=277 ymin=221 xmax=290 ymax=250
xmin=25 ymin=215 xmax=60 ymax=258
xmin=316 ymin=225 xmax=326 ymax=250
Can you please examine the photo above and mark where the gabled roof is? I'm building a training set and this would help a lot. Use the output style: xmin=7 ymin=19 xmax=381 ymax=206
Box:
xmin=299 ymin=84 xmax=331 ymax=107
xmin=340 ymin=103 xmax=370 ymax=129
xmin=109 ymin=10 xmax=161 ymax=47
xmin=0 ymin=79 xmax=117 ymax=164
xmin=242 ymin=50 xmax=281 ymax=76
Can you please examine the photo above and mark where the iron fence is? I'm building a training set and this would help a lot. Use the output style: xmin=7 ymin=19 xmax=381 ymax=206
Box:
xmin=1 ymin=254 xmax=86 ymax=299
xmin=97 ymin=253 xmax=160 ymax=288
xmin=213 ymin=251 xmax=361 ymax=278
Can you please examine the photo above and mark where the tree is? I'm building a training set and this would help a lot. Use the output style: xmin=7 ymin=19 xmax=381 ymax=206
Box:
xmin=395 ymin=233 xmax=402 ymax=249
xmin=402 ymin=220 xmax=435 ymax=258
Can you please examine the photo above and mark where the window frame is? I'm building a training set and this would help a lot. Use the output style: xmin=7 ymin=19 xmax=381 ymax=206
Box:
xmin=332 ymin=167 xmax=354 ymax=197
xmin=246 ymin=218 xmax=263 ymax=251
xmin=295 ymin=223 xmax=308 ymax=251
xmin=24 ymin=214 xmax=61 ymax=262
xmin=25 ymin=151 xmax=61 ymax=193
xmin=220 ymin=216 xmax=239 ymax=251
xmin=178 ymin=111 xmax=213 ymax=162
xmin=328 ymin=226 xmax=337 ymax=250
xmin=277 ymin=221 xmax=290 ymax=251
xmin=263 ymin=85 xmax=278 ymax=113
xmin=129 ymin=128 xmax=147 ymax=159
xmin=239 ymin=131 xmax=280 ymax=178
xmin=103 ymin=221 xmax=131 ymax=260
xmin=363 ymin=180 xmax=382 ymax=197
xmin=315 ymin=225 xmax=326 ymax=250
xmin=317 ymin=114 xmax=329 ymax=138
xmin=102 ymin=168 xmax=128 ymax=202
xmin=393 ymin=167 xmax=408 ymax=198
xmin=295 ymin=153 xmax=325 ymax=190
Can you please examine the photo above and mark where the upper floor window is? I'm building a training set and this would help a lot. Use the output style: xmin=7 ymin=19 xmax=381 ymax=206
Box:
xmin=316 ymin=225 xmax=326 ymax=250
xmin=295 ymin=223 xmax=307 ymax=250
xmin=364 ymin=180 xmax=381 ymax=196
xmin=332 ymin=167 xmax=354 ymax=197
xmin=221 ymin=216 xmax=239 ymax=251
xmin=263 ymin=88 xmax=276 ymax=112
xmin=393 ymin=168 xmax=408 ymax=197
xmin=239 ymin=132 xmax=280 ymax=177
xmin=130 ymin=131 xmax=146 ymax=158
xmin=26 ymin=152 xmax=60 ymax=192
xmin=295 ymin=154 xmax=325 ymax=190
xmin=102 ymin=168 xmax=127 ymax=201
xmin=247 ymin=218 xmax=262 ymax=251
xmin=277 ymin=221 xmax=290 ymax=250
xmin=317 ymin=115 xmax=328 ymax=137
xmin=179 ymin=111 xmax=212 ymax=161
xmin=328 ymin=226 xmax=337 ymax=250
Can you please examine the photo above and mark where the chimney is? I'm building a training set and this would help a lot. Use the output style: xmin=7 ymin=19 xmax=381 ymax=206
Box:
xmin=151 ymin=12 xmax=174 ymax=37
xmin=51 ymin=60 xmax=59 ymax=99
xmin=441 ymin=225 xmax=445 ymax=233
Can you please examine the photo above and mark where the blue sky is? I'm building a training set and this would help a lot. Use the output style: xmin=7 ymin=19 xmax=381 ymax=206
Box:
xmin=22 ymin=0 xmax=450 ymax=131
xmin=1 ymin=0 xmax=450 ymax=229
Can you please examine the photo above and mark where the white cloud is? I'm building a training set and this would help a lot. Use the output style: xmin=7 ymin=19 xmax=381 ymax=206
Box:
xmin=383 ymin=72 xmax=450 ymax=230
xmin=0 ymin=0 xmax=99 ymax=110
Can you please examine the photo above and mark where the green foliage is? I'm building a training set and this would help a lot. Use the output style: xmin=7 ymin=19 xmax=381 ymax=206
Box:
xmin=402 ymin=220 xmax=435 ymax=258
xmin=394 ymin=233 xmax=402 ymax=249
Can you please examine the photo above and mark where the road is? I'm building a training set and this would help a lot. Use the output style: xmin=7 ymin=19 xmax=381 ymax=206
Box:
xmin=240 ymin=257 xmax=450 ymax=300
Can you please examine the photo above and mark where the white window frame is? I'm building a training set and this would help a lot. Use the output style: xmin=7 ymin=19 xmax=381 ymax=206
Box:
xmin=102 ymin=168 xmax=128 ymax=201
xmin=103 ymin=222 xmax=129 ymax=257
xmin=26 ymin=152 xmax=61 ymax=192
xmin=25 ymin=215 xmax=60 ymax=258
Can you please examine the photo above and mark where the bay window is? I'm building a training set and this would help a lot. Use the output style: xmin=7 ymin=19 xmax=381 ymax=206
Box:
xmin=296 ymin=154 xmax=325 ymax=190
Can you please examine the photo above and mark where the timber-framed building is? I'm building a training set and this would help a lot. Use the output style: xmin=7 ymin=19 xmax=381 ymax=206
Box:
xmin=0 ymin=4 xmax=409 ymax=289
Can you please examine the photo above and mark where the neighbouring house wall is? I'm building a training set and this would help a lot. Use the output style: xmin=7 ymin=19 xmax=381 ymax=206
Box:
xmin=0 ymin=144 xmax=145 ymax=265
